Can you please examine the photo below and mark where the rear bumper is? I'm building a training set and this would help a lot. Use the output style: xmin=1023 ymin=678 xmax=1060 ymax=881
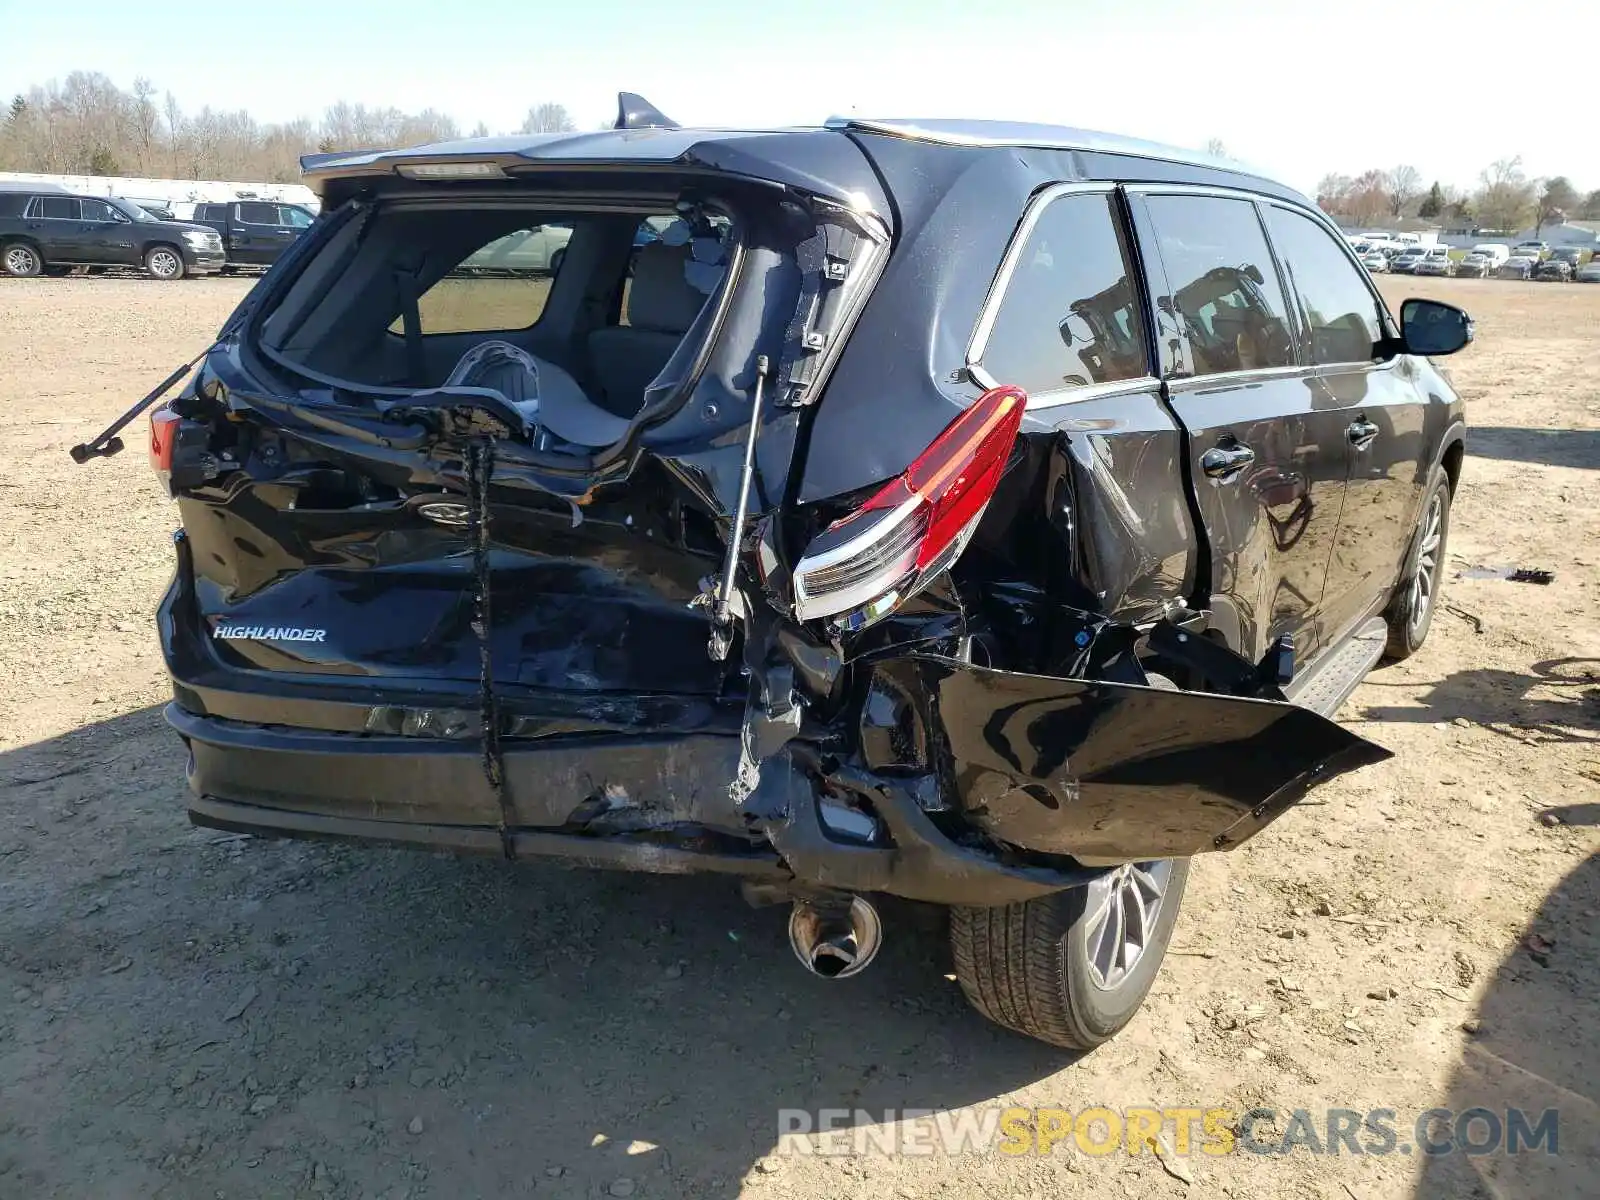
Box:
xmin=169 ymin=704 xmax=1090 ymax=906
xmin=159 ymin=531 xmax=1390 ymax=906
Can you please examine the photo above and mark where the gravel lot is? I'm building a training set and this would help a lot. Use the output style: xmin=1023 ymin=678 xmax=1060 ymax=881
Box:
xmin=1 ymin=275 xmax=1595 ymax=1200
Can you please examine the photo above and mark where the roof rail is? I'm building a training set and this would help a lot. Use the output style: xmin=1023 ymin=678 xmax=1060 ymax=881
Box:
xmin=824 ymin=117 xmax=1263 ymax=178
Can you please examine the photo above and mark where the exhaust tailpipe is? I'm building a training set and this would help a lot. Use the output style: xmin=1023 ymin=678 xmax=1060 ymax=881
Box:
xmin=788 ymin=896 xmax=882 ymax=979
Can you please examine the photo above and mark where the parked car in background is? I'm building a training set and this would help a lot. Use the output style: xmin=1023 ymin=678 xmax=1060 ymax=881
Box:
xmin=456 ymin=222 xmax=573 ymax=275
xmin=1471 ymin=243 xmax=1509 ymax=268
xmin=1548 ymin=247 xmax=1585 ymax=272
xmin=104 ymin=103 xmax=1473 ymax=1051
xmin=1498 ymin=254 xmax=1538 ymax=279
xmin=1390 ymin=246 xmax=1430 ymax=274
xmin=1413 ymin=246 xmax=1455 ymax=277
xmin=1454 ymin=251 xmax=1494 ymax=278
xmin=121 ymin=197 xmax=177 ymax=220
xmin=1360 ymin=248 xmax=1390 ymax=272
xmin=1575 ymin=258 xmax=1600 ymax=282
xmin=0 ymin=191 xmax=223 ymax=279
xmin=188 ymin=201 xmax=316 ymax=270
xmin=1534 ymin=257 xmax=1573 ymax=282
xmin=1513 ymin=240 xmax=1548 ymax=258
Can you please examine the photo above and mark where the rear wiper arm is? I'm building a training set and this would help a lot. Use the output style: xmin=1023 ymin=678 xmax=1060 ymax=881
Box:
xmin=68 ymin=342 xmax=219 ymax=464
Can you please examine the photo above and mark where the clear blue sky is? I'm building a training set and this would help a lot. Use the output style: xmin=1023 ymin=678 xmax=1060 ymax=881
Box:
xmin=2 ymin=0 xmax=1591 ymax=194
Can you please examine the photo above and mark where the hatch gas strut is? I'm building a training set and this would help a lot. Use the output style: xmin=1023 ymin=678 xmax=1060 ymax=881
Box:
xmin=69 ymin=343 xmax=217 ymax=464
xmin=708 ymin=355 xmax=769 ymax=662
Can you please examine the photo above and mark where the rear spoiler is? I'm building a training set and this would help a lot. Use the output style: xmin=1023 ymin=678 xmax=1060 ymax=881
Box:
xmin=299 ymin=150 xmax=381 ymax=174
xmin=298 ymin=93 xmax=676 ymax=178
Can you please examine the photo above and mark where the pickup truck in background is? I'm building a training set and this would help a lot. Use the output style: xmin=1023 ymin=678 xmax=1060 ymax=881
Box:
xmin=187 ymin=200 xmax=315 ymax=270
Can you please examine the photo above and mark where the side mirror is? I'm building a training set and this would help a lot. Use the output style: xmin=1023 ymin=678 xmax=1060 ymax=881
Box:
xmin=1399 ymin=298 xmax=1474 ymax=357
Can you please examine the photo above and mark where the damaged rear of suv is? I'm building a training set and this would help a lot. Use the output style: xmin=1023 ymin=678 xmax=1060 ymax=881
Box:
xmin=78 ymin=96 xmax=1472 ymax=1049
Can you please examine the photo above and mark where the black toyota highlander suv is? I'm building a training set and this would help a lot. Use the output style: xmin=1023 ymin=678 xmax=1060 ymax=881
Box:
xmin=75 ymin=94 xmax=1472 ymax=1050
xmin=1 ymin=191 xmax=225 ymax=279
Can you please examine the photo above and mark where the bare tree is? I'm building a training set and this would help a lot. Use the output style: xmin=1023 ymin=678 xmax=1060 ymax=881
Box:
xmin=1582 ymin=189 xmax=1600 ymax=220
xmin=469 ymin=120 xmax=490 ymax=138
xmin=1474 ymin=157 xmax=1537 ymax=233
xmin=1384 ymin=165 xmax=1422 ymax=218
xmin=519 ymin=102 xmax=576 ymax=134
xmin=0 ymin=72 xmax=560 ymax=179
xmin=1344 ymin=169 xmax=1391 ymax=226
xmin=163 ymin=91 xmax=185 ymax=175
xmin=131 ymin=78 xmax=160 ymax=175
xmin=1204 ymin=137 xmax=1228 ymax=158
xmin=1316 ymin=173 xmax=1354 ymax=214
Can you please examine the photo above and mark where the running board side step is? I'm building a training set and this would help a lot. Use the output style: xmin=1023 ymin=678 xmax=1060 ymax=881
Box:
xmin=1282 ymin=617 xmax=1388 ymax=718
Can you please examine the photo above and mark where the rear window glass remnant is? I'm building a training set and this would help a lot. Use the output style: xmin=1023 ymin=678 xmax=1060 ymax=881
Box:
xmin=1144 ymin=194 xmax=1295 ymax=377
xmin=979 ymin=192 xmax=1150 ymax=396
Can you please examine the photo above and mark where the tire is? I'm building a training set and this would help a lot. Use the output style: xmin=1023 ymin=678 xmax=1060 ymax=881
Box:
xmin=1383 ymin=467 xmax=1451 ymax=660
xmin=950 ymin=858 xmax=1191 ymax=1050
xmin=144 ymin=244 xmax=186 ymax=281
xmin=548 ymin=248 xmax=566 ymax=276
xmin=2 ymin=242 xmax=43 ymax=277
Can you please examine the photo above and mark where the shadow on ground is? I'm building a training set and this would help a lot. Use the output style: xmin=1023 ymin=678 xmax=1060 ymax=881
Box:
xmin=0 ymin=707 xmax=1072 ymax=1200
xmin=1360 ymin=657 xmax=1600 ymax=744
xmin=1468 ymin=427 xmax=1600 ymax=471
xmin=1411 ymin=853 xmax=1599 ymax=1199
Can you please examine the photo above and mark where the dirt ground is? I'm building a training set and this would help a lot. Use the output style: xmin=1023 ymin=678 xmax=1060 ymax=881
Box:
xmin=1 ymin=275 xmax=1595 ymax=1200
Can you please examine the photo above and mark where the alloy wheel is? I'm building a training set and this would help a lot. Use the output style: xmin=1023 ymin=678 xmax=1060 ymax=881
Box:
xmin=1409 ymin=491 xmax=1443 ymax=634
xmin=5 ymin=246 xmax=39 ymax=275
xmin=149 ymin=249 xmax=181 ymax=279
xmin=1082 ymin=860 xmax=1174 ymax=990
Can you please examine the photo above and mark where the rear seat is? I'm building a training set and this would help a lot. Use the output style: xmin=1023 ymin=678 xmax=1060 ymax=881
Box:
xmin=586 ymin=242 xmax=715 ymax=418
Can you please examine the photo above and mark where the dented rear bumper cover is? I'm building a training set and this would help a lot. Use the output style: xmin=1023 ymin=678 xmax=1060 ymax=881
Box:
xmin=167 ymin=644 xmax=1388 ymax=906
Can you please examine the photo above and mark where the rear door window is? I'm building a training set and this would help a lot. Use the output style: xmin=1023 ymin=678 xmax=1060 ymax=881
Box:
xmin=1264 ymin=206 xmax=1385 ymax=366
xmin=975 ymin=190 xmax=1150 ymax=397
xmin=31 ymin=196 xmax=81 ymax=220
xmin=237 ymin=202 xmax=280 ymax=225
xmin=1143 ymin=195 xmax=1296 ymax=377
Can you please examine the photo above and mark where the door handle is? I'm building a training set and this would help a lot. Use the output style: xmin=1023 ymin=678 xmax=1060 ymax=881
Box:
xmin=1200 ymin=440 xmax=1256 ymax=480
xmin=1347 ymin=418 xmax=1380 ymax=450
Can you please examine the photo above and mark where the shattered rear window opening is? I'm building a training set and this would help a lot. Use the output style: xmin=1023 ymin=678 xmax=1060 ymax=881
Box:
xmin=250 ymin=194 xmax=739 ymax=457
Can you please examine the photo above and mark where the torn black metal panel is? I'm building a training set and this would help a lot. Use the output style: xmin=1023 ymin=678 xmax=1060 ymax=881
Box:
xmin=750 ymin=750 xmax=1100 ymax=906
xmin=861 ymin=654 xmax=1391 ymax=863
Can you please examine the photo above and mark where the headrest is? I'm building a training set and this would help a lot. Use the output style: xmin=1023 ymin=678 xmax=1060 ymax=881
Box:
xmin=626 ymin=242 xmax=716 ymax=334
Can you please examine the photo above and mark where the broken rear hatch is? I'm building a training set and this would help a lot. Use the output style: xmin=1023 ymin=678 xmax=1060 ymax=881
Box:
xmin=159 ymin=136 xmax=892 ymax=737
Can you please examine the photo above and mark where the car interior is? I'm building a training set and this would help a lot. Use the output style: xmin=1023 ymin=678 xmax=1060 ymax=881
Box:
xmin=256 ymin=201 xmax=731 ymax=449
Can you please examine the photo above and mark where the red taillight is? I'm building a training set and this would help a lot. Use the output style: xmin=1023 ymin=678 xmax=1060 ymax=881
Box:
xmin=793 ymin=386 xmax=1026 ymax=627
xmin=150 ymin=403 xmax=180 ymax=491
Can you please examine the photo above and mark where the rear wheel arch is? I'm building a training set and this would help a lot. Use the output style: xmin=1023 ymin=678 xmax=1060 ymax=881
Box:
xmin=1439 ymin=434 xmax=1465 ymax=495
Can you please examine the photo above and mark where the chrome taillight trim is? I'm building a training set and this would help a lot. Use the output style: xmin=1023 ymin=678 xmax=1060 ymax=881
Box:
xmin=792 ymin=497 xmax=922 ymax=622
